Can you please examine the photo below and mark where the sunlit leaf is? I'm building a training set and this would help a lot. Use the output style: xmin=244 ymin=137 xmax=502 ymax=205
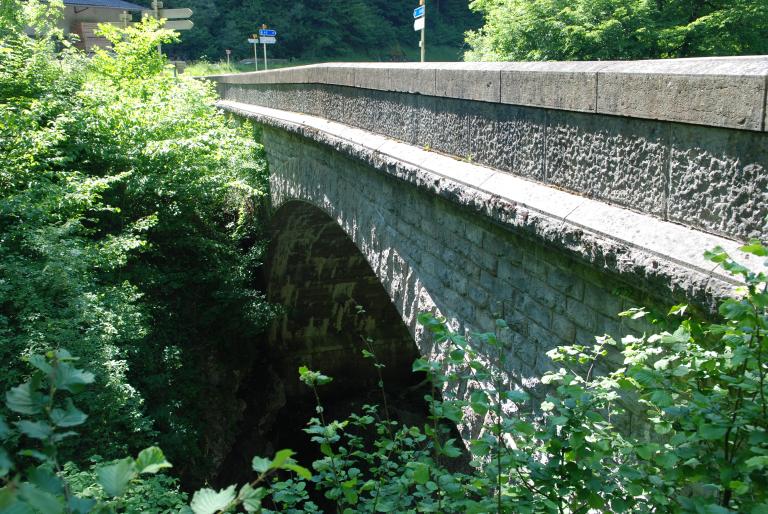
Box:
xmin=190 ymin=486 xmax=236 ymax=514
xmin=135 ymin=447 xmax=172 ymax=474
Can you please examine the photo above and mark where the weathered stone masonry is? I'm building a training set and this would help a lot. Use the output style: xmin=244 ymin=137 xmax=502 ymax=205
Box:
xmin=206 ymin=59 xmax=768 ymax=436
xmin=211 ymin=59 xmax=768 ymax=242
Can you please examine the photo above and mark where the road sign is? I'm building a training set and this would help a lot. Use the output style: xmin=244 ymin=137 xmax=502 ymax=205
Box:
xmin=414 ymin=17 xmax=424 ymax=31
xmin=259 ymin=29 xmax=277 ymax=36
xmin=413 ymin=5 xmax=425 ymax=18
xmin=248 ymin=38 xmax=259 ymax=43
xmin=165 ymin=19 xmax=193 ymax=30
xmin=158 ymin=8 xmax=193 ymax=19
xmin=259 ymin=36 xmax=276 ymax=44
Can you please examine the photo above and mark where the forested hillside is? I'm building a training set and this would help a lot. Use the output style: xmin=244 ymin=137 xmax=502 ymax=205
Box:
xmin=137 ymin=0 xmax=481 ymax=62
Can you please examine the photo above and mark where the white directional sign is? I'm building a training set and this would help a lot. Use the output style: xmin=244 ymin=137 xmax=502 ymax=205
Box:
xmin=165 ymin=19 xmax=193 ymax=30
xmin=248 ymin=38 xmax=259 ymax=44
xmin=414 ymin=17 xmax=425 ymax=31
xmin=158 ymin=8 xmax=193 ymax=19
xmin=259 ymin=36 xmax=276 ymax=44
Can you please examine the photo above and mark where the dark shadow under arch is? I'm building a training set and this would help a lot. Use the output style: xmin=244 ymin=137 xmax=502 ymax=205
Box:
xmin=216 ymin=200 xmax=429 ymax=487
xmin=265 ymin=200 xmax=421 ymax=398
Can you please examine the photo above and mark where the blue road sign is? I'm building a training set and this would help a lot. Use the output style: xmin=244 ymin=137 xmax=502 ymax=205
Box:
xmin=259 ymin=28 xmax=277 ymax=36
xmin=413 ymin=5 xmax=425 ymax=18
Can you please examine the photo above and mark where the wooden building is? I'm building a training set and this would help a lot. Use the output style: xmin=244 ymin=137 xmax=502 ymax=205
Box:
xmin=60 ymin=0 xmax=147 ymax=51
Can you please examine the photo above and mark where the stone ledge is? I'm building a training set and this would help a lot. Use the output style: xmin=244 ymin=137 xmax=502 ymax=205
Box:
xmin=205 ymin=57 xmax=768 ymax=131
xmin=218 ymin=100 xmax=764 ymax=310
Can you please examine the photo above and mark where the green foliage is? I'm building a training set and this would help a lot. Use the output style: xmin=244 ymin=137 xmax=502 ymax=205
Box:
xmin=0 ymin=350 xmax=182 ymax=513
xmin=201 ymin=244 xmax=767 ymax=513
xmin=465 ymin=0 xmax=768 ymax=61
xmin=1 ymin=1 xmax=272 ymax=483
xmin=129 ymin=0 xmax=480 ymax=62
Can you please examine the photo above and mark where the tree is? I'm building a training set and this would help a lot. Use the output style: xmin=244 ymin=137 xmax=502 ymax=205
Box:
xmin=465 ymin=0 xmax=768 ymax=61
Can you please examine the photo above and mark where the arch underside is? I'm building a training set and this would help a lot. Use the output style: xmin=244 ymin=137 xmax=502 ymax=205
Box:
xmin=265 ymin=200 xmax=422 ymax=400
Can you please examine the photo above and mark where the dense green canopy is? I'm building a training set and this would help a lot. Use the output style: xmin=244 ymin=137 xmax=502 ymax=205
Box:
xmin=465 ymin=0 xmax=768 ymax=61
xmin=134 ymin=0 xmax=480 ymax=62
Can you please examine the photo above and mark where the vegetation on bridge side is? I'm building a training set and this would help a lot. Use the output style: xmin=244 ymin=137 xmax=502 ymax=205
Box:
xmin=2 ymin=244 xmax=767 ymax=512
xmin=1 ymin=0 xmax=274 ymax=488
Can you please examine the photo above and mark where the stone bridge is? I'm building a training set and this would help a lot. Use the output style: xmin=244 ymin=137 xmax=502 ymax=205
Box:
xmin=206 ymin=59 xmax=767 ymax=436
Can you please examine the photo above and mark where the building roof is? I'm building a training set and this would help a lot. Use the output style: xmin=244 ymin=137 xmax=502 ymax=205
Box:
xmin=63 ymin=0 xmax=148 ymax=11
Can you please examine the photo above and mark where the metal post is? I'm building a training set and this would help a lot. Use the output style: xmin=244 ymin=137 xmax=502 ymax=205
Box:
xmin=252 ymin=35 xmax=259 ymax=71
xmin=263 ymin=42 xmax=268 ymax=70
xmin=420 ymin=0 xmax=426 ymax=62
xmin=152 ymin=0 xmax=163 ymax=56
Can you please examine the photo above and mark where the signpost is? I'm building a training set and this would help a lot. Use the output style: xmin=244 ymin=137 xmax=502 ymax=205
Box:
xmin=413 ymin=0 xmax=425 ymax=62
xmin=258 ymin=25 xmax=277 ymax=70
xmin=164 ymin=19 xmax=194 ymax=31
xmin=249 ymin=36 xmax=259 ymax=70
xmin=158 ymin=8 xmax=193 ymax=19
xmin=225 ymin=48 xmax=231 ymax=66
xmin=150 ymin=0 xmax=194 ymax=55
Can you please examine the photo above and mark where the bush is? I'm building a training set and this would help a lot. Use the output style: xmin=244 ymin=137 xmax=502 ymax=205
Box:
xmin=203 ymin=243 xmax=767 ymax=513
xmin=0 ymin=1 xmax=272 ymax=480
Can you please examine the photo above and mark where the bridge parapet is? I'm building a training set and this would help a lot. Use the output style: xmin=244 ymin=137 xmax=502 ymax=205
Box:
xmin=211 ymin=58 xmax=768 ymax=131
xmin=207 ymin=58 xmax=768 ymax=242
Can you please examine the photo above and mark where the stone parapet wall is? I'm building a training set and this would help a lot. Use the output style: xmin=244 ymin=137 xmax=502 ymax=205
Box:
xmin=207 ymin=59 xmax=768 ymax=243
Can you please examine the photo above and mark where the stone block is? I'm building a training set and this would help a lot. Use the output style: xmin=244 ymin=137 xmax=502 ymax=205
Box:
xmin=497 ymin=258 xmax=525 ymax=286
xmin=354 ymin=65 xmax=392 ymax=91
xmin=517 ymin=293 xmax=551 ymax=331
xmin=583 ymin=283 xmax=625 ymax=319
xmin=468 ymin=286 xmax=490 ymax=308
xmin=388 ymin=64 xmax=438 ymax=96
xmin=434 ymin=63 xmax=503 ymax=103
xmin=500 ymin=61 xmax=608 ymax=112
xmin=545 ymin=264 xmax=585 ymax=300
xmin=545 ymin=110 xmax=668 ymax=216
xmin=324 ymin=64 xmax=357 ymax=87
xmin=475 ymin=251 xmax=498 ymax=275
xmin=597 ymin=57 xmax=768 ymax=131
xmin=551 ymin=313 xmax=577 ymax=343
xmin=468 ymin=102 xmax=546 ymax=180
xmin=479 ymin=270 xmax=498 ymax=292
xmin=415 ymin=96 xmax=471 ymax=158
xmin=668 ymin=124 xmax=768 ymax=241
xmin=565 ymin=297 xmax=597 ymax=332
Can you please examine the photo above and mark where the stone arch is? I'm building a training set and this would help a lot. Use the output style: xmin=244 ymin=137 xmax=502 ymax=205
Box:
xmin=264 ymin=199 xmax=425 ymax=399
xmin=216 ymin=200 xmax=435 ymax=485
